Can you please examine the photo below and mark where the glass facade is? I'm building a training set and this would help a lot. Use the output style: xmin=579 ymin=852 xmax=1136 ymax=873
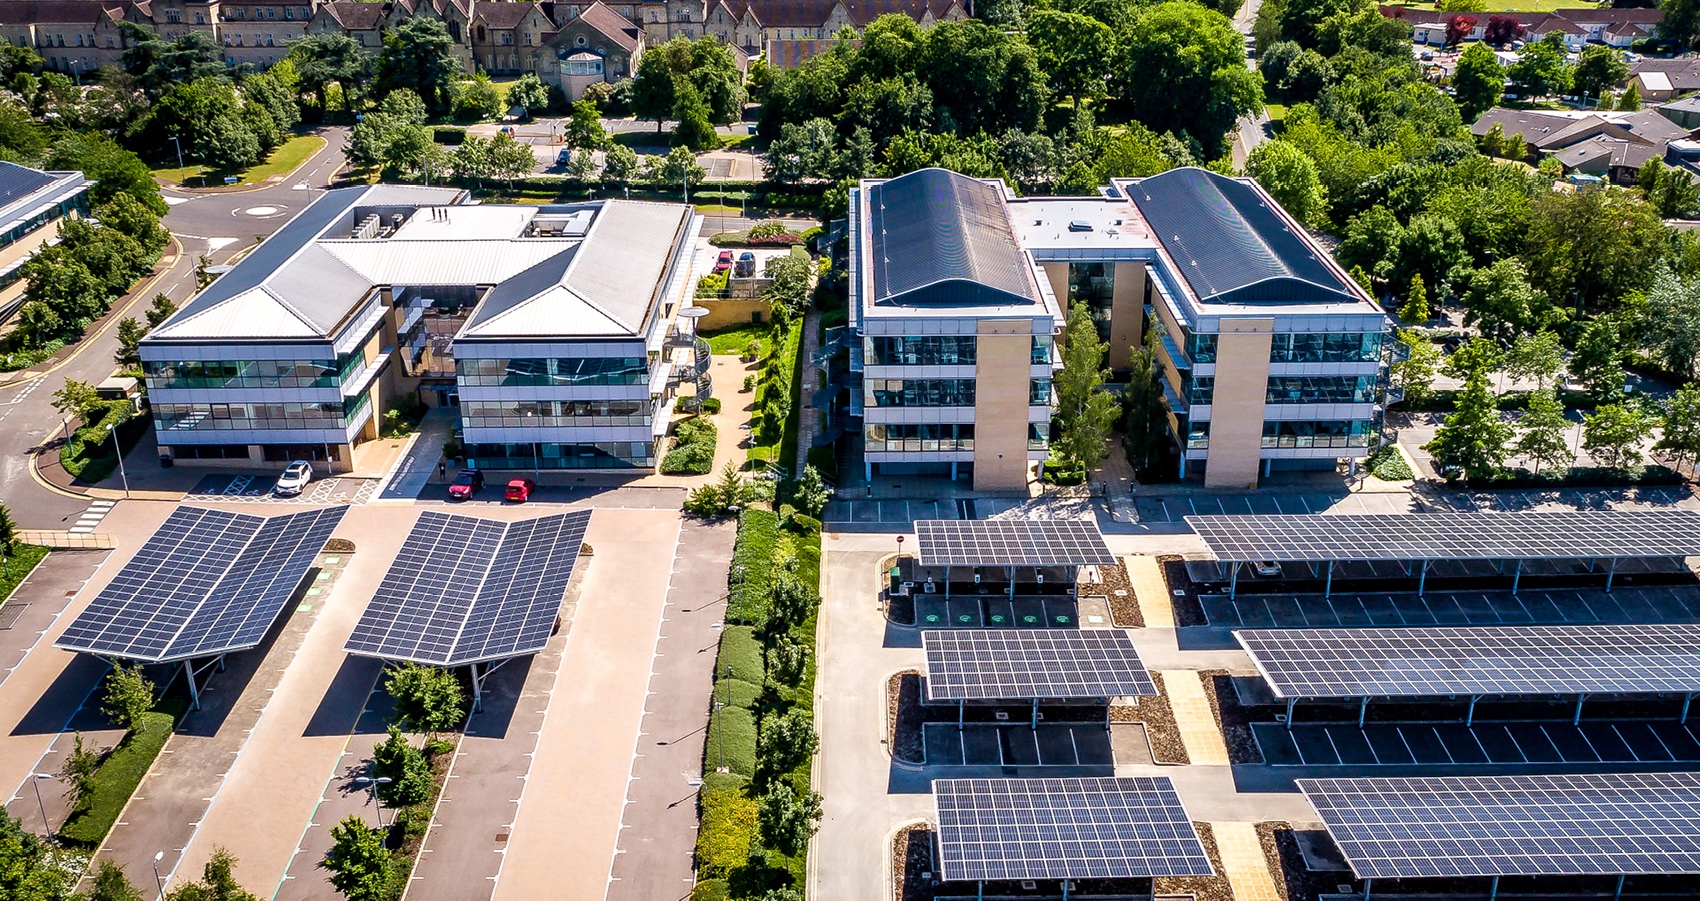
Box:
xmin=155 ymin=397 xmax=364 ymax=432
xmin=1187 ymin=421 xmax=1210 ymax=449
xmin=866 ymin=336 xmax=977 ymax=366
xmin=1032 ymin=334 xmax=1054 ymax=365
xmin=144 ymin=358 xmax=339 ymax=389
xmin=1261 ymin=419 xmax=1375 ymax=448
xmin=1264 ymin=376 xmax=1377 ymax=404
xmin=1186 ymin=330 xmax=1217 ymax=364
xmin=1268 ymin=332 xmax=1383 ymax=363
xmin=455 ymin=356 xmax=648 ymax=387
xmin=1187 ymin=376 xmax=1214 ymax=405
xmin=0 ymin=189 xmax=86 ymax=250
xmin=865 ymin=422 xmax=975 ymax=452
xmin=1030 ymin=378 xmax=1051 ymax=405
xmin=1069 ymin=262 xmax=1114 ymax=342
xmin=460 ymin=399 xmax=648 ymax=428
xmin=468 ymin=441 xmax=654 ymax=469
xmin=865 ymin=378 xmax=975 ymax=407
xmin=1028 ymin=422 xmax=1049 ymax=451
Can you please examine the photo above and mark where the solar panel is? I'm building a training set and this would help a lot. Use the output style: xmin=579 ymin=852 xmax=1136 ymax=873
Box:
xmin=915 ymin=519 xmax=1116 ymax=568
xmin=56 ymin=505 xmax=346 ymax=663
xmin=1299 ymin=773 xmax=1700 ymax=879
xmin=343 ymin=509 xmax=591 ymax=666
xmin=1237 ymin=624 xmax=1700 ymax=699
xmin=933 ymin=777 xmax=1213 ymax=882
xmin=1185 ymin=511 xmax=1700 ymax=563
xmin=923 ymin=629 xmax=1156 ymax=701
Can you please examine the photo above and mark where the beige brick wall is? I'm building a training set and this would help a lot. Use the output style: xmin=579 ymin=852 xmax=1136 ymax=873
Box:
xmin=1106 ymin=261 xmax=1145 ymax=370
xmin=973 ymin=321 xmax=1032 ymax=491
xmin=1205 ymin=320 xmax=1272 ymax=489
xmin=1040 ymin=262 xmax=1068 ymax=311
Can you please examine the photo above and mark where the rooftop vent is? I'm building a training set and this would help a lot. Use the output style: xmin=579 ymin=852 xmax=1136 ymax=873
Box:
xmin=1068 ymin=220 xmax=1092 ymax=232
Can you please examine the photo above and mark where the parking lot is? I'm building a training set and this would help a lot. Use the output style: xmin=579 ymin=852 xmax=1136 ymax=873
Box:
xmin=1135 ymin=491 xmax=1416 ymax=522
xmin=912 ymin=595 xmax=1099 ymax=628
xmin=1199 ymin=585 xmax=1700 ymax=629
xmin=1255 ymin=720 xmax=1700 ymax=768
xmin=920 ymin=722 xmax=1115 ymax=767
xmin=185 ymin=473 xmax=377 ymax=505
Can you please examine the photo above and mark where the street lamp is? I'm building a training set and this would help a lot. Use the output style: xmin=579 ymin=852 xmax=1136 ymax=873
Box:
xmin=152 ymin=851 xmax=167 ymax=899
xmin=352 ymin=775 xmax=394 ymax=827
xmin=522 ymin=408 xmax=540 ymax=481
xmin=108 ymin=423 xmax=130 ymax=498
xmin=29 ymin=773 xmax=53 ymax=836
xmin=169 ymin=136 xmax=184 ymax=172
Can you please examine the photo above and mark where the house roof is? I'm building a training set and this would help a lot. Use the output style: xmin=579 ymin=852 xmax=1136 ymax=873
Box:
xmin=320 ymin=0 xmax=386 ymax=29
xmin=476 ymin=0 xmax=542 ymax=28
xmin=1662 ymin=94 xmax=1700 ymax=115
xmin=1639 ymin=71 xmax=1676 ymax=92
xmin=570 ymin=0 xmax=638 ymax=51
xmin=0 ymin=0 xmax=135 ymax=25
xmin=0 ymin=162 xmax=88 ymax=239
xmin=863 ymin=168 xmax=1043 ymax=310
xmin=1122 ymin=167 xmax=1363 ymax=308
xmin=767 ymin=37 xmax=846 ymax=67
xmin=729 ymin=0 xmax=960 ymax=28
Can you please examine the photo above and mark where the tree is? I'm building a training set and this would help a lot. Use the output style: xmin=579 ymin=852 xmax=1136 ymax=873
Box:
xmin=146 ymin=294 xmax=178 ymax=330
xmin=0 ymin=504 xmax=16 ymax=554
xmin=87 ymin=860 xmax=147 ymax=901
xmin=670 ymin=80 xmax=720 ymax=152
xmin=1507 ymin=33 xmax=1572 ymax=99
xmin=51 ymin=378 xmax=100 ymax=420
xmin=1423 ymin=372 xmax=1512 ymax=481
xmin=455 ymin=73 xmax=505 ymax=122
xmin=793 ymin=465 xmax=832 ymax=519
xmin=114 ymin=317 xmax=146 ymax=369
xmin=163 ymin=847 xmax=259 ymax=901
xmin=384 ymin=662 xmax=465 ymax=736
xmin=0 ymin=807 xmax=75 ymax=899
xmin=322 ymin=816 xmax=394 ymax=901
xmin=1246 ymin=140 xmax=1327 ymax=226
xmin=1643 ymin=266 xmax=1700 ymax=378
xmin=44 ymin=133 xmax=167 ymax=216
xmin=1123 ymin=326 xmax=1170 ymax=475
xmin=1505 ymin=330 xmax=1564 ymax=390
xmin=758 ymin=711 xmax=818 ymax=773
xmin=1656 ymin=385 xmax=1700 ymax=473
xmin=656 ymin=145 xmax=706 ymax=190
xmin=485 ymin=132 xmax=537 ymax=186
xmin=1513 ymin=388 xmax=1572 ymax=474
xmin=1618 ymin=81 xmax=1642 ymax=110
xmin=602 ymin=144 xmax=640 ymax=184
xmin=762 ymin=254 xmax=812 ymax=323
xmin=1569 ymin=316 xmax=1628 ymax=397
xmin=1583 ymin=402 xmax=1652 ymax=469
xmin=766 ymin=635 xmax=810 ymax=686
xmin=1464 ymin=259 xmax=1554 ymax=343
xmin=101 ymin=663 xmax=154 ymax=732
xmin=1453 ymin=42 xmax=1504 ymax=119
xmin=57 ymin=732 xmax=102 ymax=814
xmin=630 ymin=47 xmax=677 ymax=133
xmin=1026 ymin=10 xmax=1114 ymax=100
xmin=564 ymin=99 xmax=608 ymax=150
xmin=764 ymin=118 xmax=840 ymax=184
xmin=242 ymin=71 xmax=300 ymax=134
xmin=1483 ymin=14 xmax=1526 ymax=44
xmin=1116 ymin=1 xmax=1263 ymax=159
xmin=1638 ymin=158 xmax=1700 ymax=219
xmin=766 ymin=572 xmax=820 ymax=639
xmin=1662 ymin=0 xmax=1700 ymax=50
xmin=1389 ymin=213 xmax=1470 ymax=299
xmin=1400 ymin=273 xmax=1430 ymax=324
xmin=1277 ymin=0 xmax=1367 ymax=48
xmin=1524 ymin=187 xmax=1665 ymax=317
xmin=1573 ymin=44 xmax=1629 ymax=101
xmin=507 ymin=73 xmax=549 ymax=114
xmin=567 ymin=151 xmax=601 ymax=181
xmin=99 ymin=193 xmax=169 ymax=257
xmin=1445 ymin=14 xmax=1478 ymax=46
xmin=121 ymin=28 xmax=221 ymax=97
xmin=1336 ymin=205 xmax=1402 ymax=280
xmin=757 ymin=782 xmax=822 ymax=859
xmin=288 ymin=32 xmax=370 ymax=115
xmin=1051 ymin=302 xmax=1121 ymax=473
xmin=376 ymin=17 xmax=458 ymax=115
xmin=370 ymin=724 xmax=432 ymax=807
xmin=1445 ymin=336 xmax=1503 ymax=382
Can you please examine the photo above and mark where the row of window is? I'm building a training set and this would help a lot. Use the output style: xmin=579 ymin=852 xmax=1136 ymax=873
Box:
xmin=864 ymin=378 xmax=975 ymax=408
xmin=864 ymin=423 xmax=1050 ymax=452
xmin=0 ymin=193 xmax=84 ymax=250
xmin=1186 ymin=375 xmax=1377 ymax=406
xmin=225 ymin=34 xmax=289 ymax=46
xmin=222 ymin=6 xmax=311 ymax=19
xmin=1184 ymin=331 xmax=1384 ymax=365
xmin=459 ymin=400 xmax=648 ymax=428
xmin=155 ymin=400 xmax=362 ymax=432
xmin=865 ymin=335 xmax=1056 ymax=367
xmin=455 ymin=357 xmax=649 ymax=387
xmin=467 ymin=441 xmax=654 ymax=469
xmin=145 ymin=359 xmax=342 ymax=389
xmin=1183 ymin=419 xmax=1375 ymax=449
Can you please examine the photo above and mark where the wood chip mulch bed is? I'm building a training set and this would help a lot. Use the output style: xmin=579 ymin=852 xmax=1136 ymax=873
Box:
xmin=1080 ymin=560 xmax=1143 ymax=627
xmin=1162 ymin=557 xmax=1208 ymax=626
xmin=888 ymin=670 xmax=925 ymax=763
xmin=1258 ymin=821 xmax=1354 ymax=901
xmin=1154 ymin=821 xmax=1233 ymax=901
xmin=894 ymin=823 xmax=935 ymax=901
xmin=1199 ymin=668 xmax=1263 ymax=764
xmin=1111 ymin=673 xmax=1189 ymax=765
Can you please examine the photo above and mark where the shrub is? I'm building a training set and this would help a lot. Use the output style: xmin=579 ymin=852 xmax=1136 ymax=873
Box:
xmin=742 ymin=374 xmax=756 ymax=392
xmin=690 ymin=879 xmax=731 ymax=901
xmin=712 ymin=677 xmax=762 ymax=708
xmin=660 ymin=415 xmax=717 ymax=474
xmin=60 ymin=711 xmax=172 ymax=846
xmin=432 ymin=126 xmax=466 ymax=145
xmin=101 ymin=664 xmax=155 ymax=732
xmin=758 ymin=711 xmax=817 ymax=773
xmin=371 ymin=724 xmax=432 ymax=807
xmin=705 ymin=705 xmax=757 ymax=776
xmin=717 ymin=626 xmax=765 ymax=685
xmin=696 ymin=783 xmax=759 ymax=878
xmin=1366 ymin=445 xmax=1415 ymax=481
xmin=749 ymin=221 xmax=789 ymax=240
xmin=385 ymin=662 xmax=466 ymax=735
xmin=701 ymin=397 xmax=722 ymax=414
xmin=697 ymin=270 xmax=729 ymax=296
xmin=728 ymin=509 xmax=779 ymax=624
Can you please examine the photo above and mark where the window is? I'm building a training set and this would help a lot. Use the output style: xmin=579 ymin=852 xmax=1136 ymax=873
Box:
xmin=455 ymin=356 xmax=646 ymax=387
xmin=1264 ymin=376 xmax=1376 ymax=405
xmin=1186 ymin=421 xmax=1209 ymax=449
xmin=194 ymin=11 xmax=204 ymax=22
xmin=864 ymin=423 xmax=975 ymax=452
xmin=234 ymin=33 xmax=242 ymax=44
xmin=565 ymin=56 xmax=602 ymax=75
xmin=155 ymin=400 xmax=353 ymax=432
xmin=1268 ymin=332 xmax=1384 ymax=364
xmin=460 ymin=400 xmax=648 ymax=428
xmin=864 ymin=378 xmax=975 ymax=407
xmin=1031 ymin=334 xmax=1053 ymax=365
xmin=285 ymin=6 xmax=294 ymax=18
xmin=476 ymin=24 xmax=486 ymax=40
xmin=1028 ymin=422 xmax=1049 ymax=451
xmin=575 ymin=34 xmax=587 ymax=45
xmin=677 ymin=8 xmax=691 ymax=20
xmin=166 ymin=9 xmax=180 ymax=22
xmin=866 ymin=335 xmax=976 ymax=366
xmin=144 ymin=359 xmax=340 ymax=389
xmin=1261 ymin=419 xmax=1374 ymax=449
xmin=1185 ymin=330 xmax=1217 ymax=364
xmin=266 ymin=7 xmax=276 ymax=17
xmin=74 ymin=34 xmax=82 ymax=46
xmin=1068 ymin=262 xmax=1114 ymax=342
xmin=468 ymin=441 xmax=654 ymax=469
xmin=500 ymin=32 xmax=512 ymax=44
xmin=1187 ymin=376 xmax=1213 ymax=405
xmin=1029 ymin=378 xmax=1051 ymax=405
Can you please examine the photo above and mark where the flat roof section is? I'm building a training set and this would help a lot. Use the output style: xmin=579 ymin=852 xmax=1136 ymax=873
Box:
xmin=1299 ymin=773 xmax=1700 ymax=879
xmin=933 ymin=777 xmax=1214 ymax=882
xmin=923 ymin=629 xmax=1156 ymax=702
xmin=1236 ymin=624 xmax=1700 ymax=700
xmin=56 ymin=505 xmax=347 ymax=663
xmin=343 ymin=509 xmax=592 ymax=667
xmin=1185 ymin=510 xmax=1700 ymax=563
xmin=915 ymin=519 xmax=1117 ymax=568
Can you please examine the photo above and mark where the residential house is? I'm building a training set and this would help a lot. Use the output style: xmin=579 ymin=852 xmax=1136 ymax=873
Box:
xmin=548 ymin=1 xmax=643 ymax=100
xmin=1384 ymin=6 xmax=1661 ymax=51
xmin=1659 ymin=95 xmax=1700 ymax=130
xmin=1472 ymin=107 xmax=1696 ymax=183
xmin=0 ymin=0 xmax=151 ymax=76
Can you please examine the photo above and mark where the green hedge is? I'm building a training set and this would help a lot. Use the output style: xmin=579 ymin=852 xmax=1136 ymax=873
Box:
xmin=727 ymin=509 xmax=778 ymax=625
xmin=705 ymin=705 xmax=756 ymax=777
xmin=713 ymin=677 xmax=762 ymax=708
xmin=696 ymin=781 xmax=758 ymax=878
xmin=716 ymin=626 xmax=765 ymax=686
xmin=690 ymin=879 xmax=731 ymax=901
xmin=660 ymin=415 xmax=717 ymax=474
xmin=61 ymin=711 xmax=174 ymax=846
xmin=432 ymin=126 xmax=467 ymax=145
xmin=1365 ymin=445 xmax=1414 ymax=481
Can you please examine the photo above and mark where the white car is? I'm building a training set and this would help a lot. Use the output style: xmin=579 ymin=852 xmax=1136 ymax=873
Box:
xmin=274 ymin=460 xmax=313 ymax=496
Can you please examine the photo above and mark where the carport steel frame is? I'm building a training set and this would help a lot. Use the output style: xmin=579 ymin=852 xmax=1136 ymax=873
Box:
xmin=1223 ymin=556 xmax=1626 ymax=600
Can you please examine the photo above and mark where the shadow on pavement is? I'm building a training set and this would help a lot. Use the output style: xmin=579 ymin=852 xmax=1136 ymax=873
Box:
xmin=304 ymin=655 xmax=385 ymax=737
xmin=465 ymin=655 xmax=534 ymax=741
xmin=9 ymin=654 xmax=110 ymax=735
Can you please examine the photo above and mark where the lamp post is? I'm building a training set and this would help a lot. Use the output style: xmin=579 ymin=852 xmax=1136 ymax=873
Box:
xmin=169 ymin=136 xmax=184 ymax=172
xmin=29 ymin=773 xmax=53 ymax=836
xmin=108 ymin=423 xmax=130 ymax=498
xmin=152 ymin=851 xmax=167 ymax=899
xmin=523 ymin=408 xmax=540 ymax=480
xmin=352 ymin=775 xmax=394 ymax=827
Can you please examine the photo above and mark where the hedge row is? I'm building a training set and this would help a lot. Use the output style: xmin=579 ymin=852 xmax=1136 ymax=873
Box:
xmin=660 ymin=415 xmax=717 ymax=475
xmin=727 ymin=508 xmax=778 ymax=625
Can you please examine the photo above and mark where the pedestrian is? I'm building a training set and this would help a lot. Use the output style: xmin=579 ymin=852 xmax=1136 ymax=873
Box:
xmin=438 ymin=460 xmax=447 ymax=478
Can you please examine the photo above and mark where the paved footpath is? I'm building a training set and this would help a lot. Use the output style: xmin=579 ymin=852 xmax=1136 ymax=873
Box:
xmin=493 ymin=508 xmax=683 ymax=901
xmin=607 ymin=518 xmax=736 ymax=901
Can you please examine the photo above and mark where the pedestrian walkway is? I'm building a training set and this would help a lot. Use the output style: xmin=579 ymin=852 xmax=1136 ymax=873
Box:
xmin=795 ymin=305 xmax=821 ymax=475
xmin=1127 ymin=556 xmax=1174 ymax=628
xmin=1211 ymin=821 xmax=1282 ymax=901
xmin=68 ymin=500 xmax=114 ymax=534
xmin=374 ymin=407 xmax=453 ymax=501
xmin=1159 ymin=671 xmax=1230 ymax=766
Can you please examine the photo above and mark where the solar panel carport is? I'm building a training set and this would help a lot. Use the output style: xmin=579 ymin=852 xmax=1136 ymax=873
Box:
xmin=923 ymin=629 xmax=1155 ymax=729
xmin=343 ymin=509 xmax=591 ymax=709
xmin=912 ymin=519 xmax=1116 ymax=600
xmin=55 ymin=505 xmax=347 ymax=708
xmin=1237 ymin=624 xmax=1700 ymax=728
xmin=1185 ymin=511 xmax=1700 ymax=598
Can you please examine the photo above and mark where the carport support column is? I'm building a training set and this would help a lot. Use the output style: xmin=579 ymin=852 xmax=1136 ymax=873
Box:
xmin=1325 ymin=561 xmax=1334 ymax=599
xmin=1684 ymin=693 xmax=1693 ymax=725
xmin=470 ymin=662 xmax=482 ymax=713
xmin=944 ymin=566 xmax=950 ymax=600
xmin=1031 ymin=698 xmax=1039 ymax=730
xmin=1285 ymin=697 xmax=1296 ymax=730
xmin=1009 ymin=567 xmax=1015 ymax=600
xmin=958 ymin=700 xmax=964 ymax=732
xmin=1358 ymin=697 xmax=1368 ymax=728
xmin=1363 ymin=877 xmax=1372 ymax=900
xmin=1418 ymin=560 xmax=1428 ymax=596
xmin=1512 ymin=559 xmax=1522 ymax=595
xmin=1607 ymin=558 xmax=1618 ymax=591
xmin=1229 ymin=565 xmax=1238 ymax=600
xmin=183 ymin=660 xmax=201 ymax=711
xmin=1467 ymin=695 xmax=1480 ymax=727
xmin=1490 ymin=875 xmax=1499 ymax=900
xmin=1575 ymin=693 xmax=1587 ymax=726
xmin=1615 ymin=875 xmax=1625 ymax=900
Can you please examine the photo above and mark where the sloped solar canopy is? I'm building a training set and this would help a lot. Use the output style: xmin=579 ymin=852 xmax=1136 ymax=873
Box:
xmin=343 ymin=510 xmax=592 ymax=667
xmin=1185 ymin=511 xmax=1700 ymax=563
xmin=924 ymin=629 xmax=1155 ymax=701
xmin=1300 ymin=773 xmax=1700 ymax=879
xmin=915 ymin=519 xmax=1116 ymax=568
xmin=933 ymin=777 xmax=1213 ymax=881
xmin=866 ymin=168 xmax=1042 ymax=308
xmin=56 ymin=505 xmax=347 ymax=663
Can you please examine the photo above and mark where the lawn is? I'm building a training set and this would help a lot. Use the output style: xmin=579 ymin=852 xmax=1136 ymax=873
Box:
xmin=702 ymin=322 xmax=777 ymax=358
xmin=0 ymin=544 xmax=49 ymax=604
xmin=1265 ymin=102 xmax=1288 ymax=127
xmin=60 ymin=710 xmax=175 ymax=846
xmin=151 ymin=133 xmax=327 ymax=187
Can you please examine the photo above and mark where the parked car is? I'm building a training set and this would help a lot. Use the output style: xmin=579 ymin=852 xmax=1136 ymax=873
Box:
xmin=556 ymin=148 xmax=572 ymax=166
xmin=733 ymin=251 xmax=756 ymax=278
xmin=713 ymin=250 xmax=734 ymax=274
xmin=1252 ymin=561 xmax=1282 ymax=578
xmin=506 ymin=477 xmax=536 ymax=502
xmin=448 ymin=469 xmax=484 ymax=500
xmin=274 ymin=460 xmax=313 ymax=497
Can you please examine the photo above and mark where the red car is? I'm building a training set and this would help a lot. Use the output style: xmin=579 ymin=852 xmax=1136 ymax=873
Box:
xmin=713 ymin=250 xmax=733 ymax=274
xmin=505 ymin=477 xmax=536 ymax=502
xmin=447 ymin=469 xmax=483 ymax=500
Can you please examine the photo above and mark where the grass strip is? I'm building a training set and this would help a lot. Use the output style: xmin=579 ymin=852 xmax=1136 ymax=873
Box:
xmin=60 ymin=711 xmax=174 ymax=846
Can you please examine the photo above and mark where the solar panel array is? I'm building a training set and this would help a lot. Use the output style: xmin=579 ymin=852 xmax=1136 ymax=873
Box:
xmin=56 ymin=505 xmax=347 ymax=663
xmin=1237 ymin=624 xmax=1700 ymax=699
xmin=1185 ymin=511 xmax=1700 ymax=563
xmin=934 ymin=777 xmax=1213 ymax=881
xmin=344 ymin=509 xmax=592 ymax=666
xmin=923 ymin=629 xmax=1156 ymax=701
xmin=1299 ymin=773 xmax=1700 ymax=879
xmin=915 ymin=519 xmax=1117 ymax=568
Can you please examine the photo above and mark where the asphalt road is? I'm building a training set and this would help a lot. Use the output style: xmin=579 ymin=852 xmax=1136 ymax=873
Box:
xmin=0 ymin=128 xmax=349 ymax=528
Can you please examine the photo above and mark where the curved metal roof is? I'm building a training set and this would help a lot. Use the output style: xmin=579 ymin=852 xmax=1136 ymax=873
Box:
xmin=866 ymin=168 xmax=1040 ymax=308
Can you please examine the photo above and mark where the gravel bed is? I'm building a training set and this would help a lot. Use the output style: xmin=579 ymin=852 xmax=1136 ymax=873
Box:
xmin=1081 ymin=561 xmax=1143 ymax=627
xmin=1155 ymin=822 xmax=1233 ymax=901
xmin=1163 ymin=557 xmax=1207 ymax=626
xmin=1258 ymin=821 xmax=1354 ymax=901
xmin=887 ymin=670 xmax=924 ymax=763
xmin=1199 ymin=668 xmax=1262 ymax=764
xmin=1111 ymin=673 xmax=1189 ymax=765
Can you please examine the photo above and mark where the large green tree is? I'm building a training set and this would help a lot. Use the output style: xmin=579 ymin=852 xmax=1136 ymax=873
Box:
xmin=1524 ymin=187 xmax=1665 ymax=316
xmin=322 ymin=817 xmax=395 ymax=901
xmin=1051 ymin=303 xmax=1121 ymax=473
xmin=287 ymin=32 xmax=370 ymax=115
xmin=1026 ymin=10 xmax=1114 ymax=101
xmin=120 ymin=26 xmax=222 ymax=97
xmin=1117 ymin=1 xmax=1263 ymax=158
xmin=1247 ymin=140 xmax=1327 ymax=226
xmin=1513 ymin=388 xmax=1573 ymax=475
xmin=1582 ymin=403 xmax=1653 ymax=470
xmin=1572 ymin=44 xmax=1629 ymax=101
xmin=376 ymin=17 xmax=459 ymax=115
xmin=45 ymin=133 xmax=167 ymax=215
xmin=1452 ymin=42 xmax=1504 ymax=119
xmin=1423 ymin=372 xmax=1512 ymax=481
xmin=1507 ymin=33 xmax=1571 ymax=99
